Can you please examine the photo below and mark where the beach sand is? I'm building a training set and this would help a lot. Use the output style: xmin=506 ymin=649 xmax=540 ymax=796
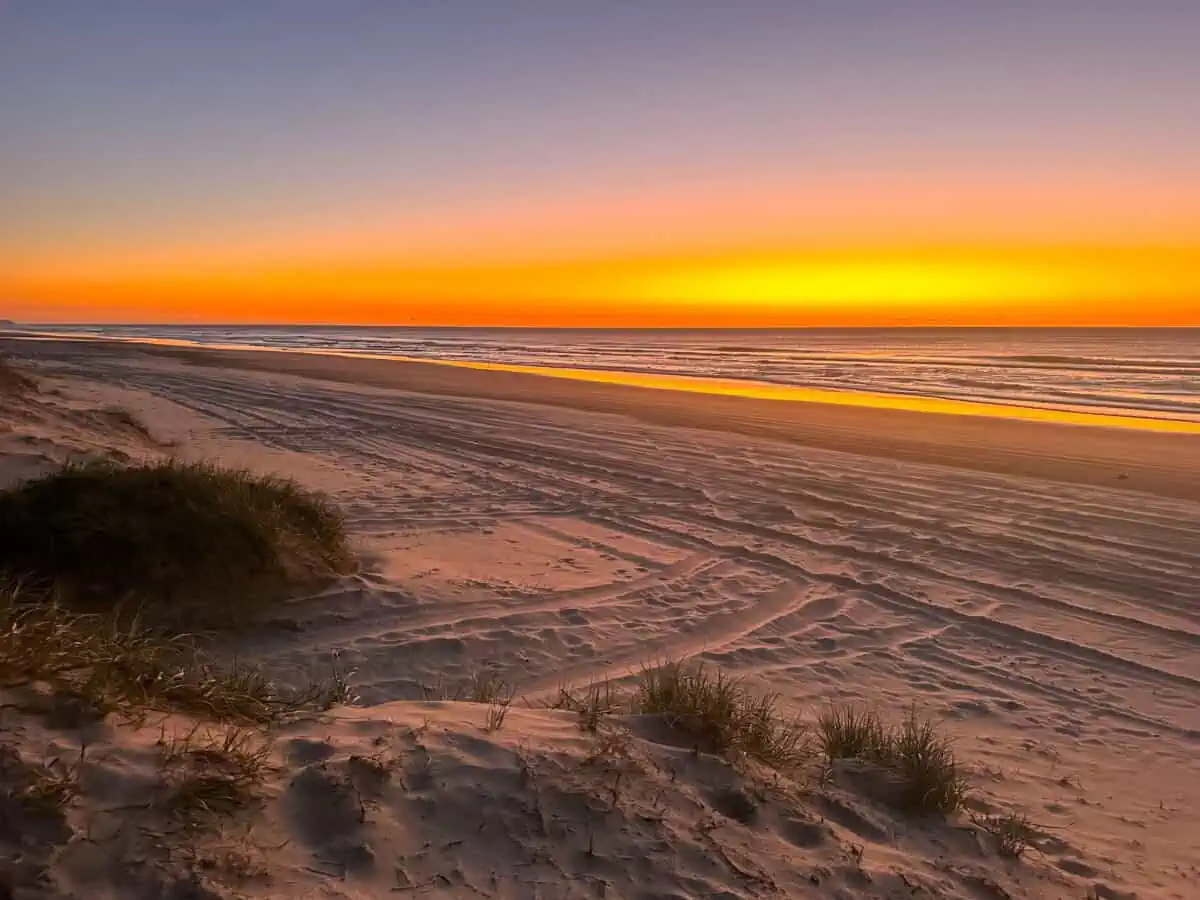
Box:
xmin=3 ymin=336 xmax=1198 ymax=899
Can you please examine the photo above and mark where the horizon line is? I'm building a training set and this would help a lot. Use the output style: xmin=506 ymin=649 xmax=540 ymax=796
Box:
xmin=9 ymin=322 xmax=1200 ymax=331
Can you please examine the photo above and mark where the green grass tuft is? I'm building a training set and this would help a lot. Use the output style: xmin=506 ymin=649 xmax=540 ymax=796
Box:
xmin=891 ymin=708 xmax=968 ymax=814
xmin=0 ymin=460 xmax=354 ymax=624
xmin=634 ymin=659 xmax=809 ymax=769
xmin=818 ymin=702 xmax=967 ymax=815
xmin=817 ymin=704 xmax=890 ymax=762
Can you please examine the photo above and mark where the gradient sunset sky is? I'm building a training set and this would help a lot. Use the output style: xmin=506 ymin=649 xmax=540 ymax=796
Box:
xmin=2 ymin=1 xmax=1198 ymax=326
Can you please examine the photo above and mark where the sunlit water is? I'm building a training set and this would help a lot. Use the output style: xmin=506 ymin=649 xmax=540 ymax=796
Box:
xmin=20 ymin=325 xmax=1200 ymax=427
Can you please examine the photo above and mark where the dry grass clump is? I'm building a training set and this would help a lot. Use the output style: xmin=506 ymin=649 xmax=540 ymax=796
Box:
xmin=971 ymin=810 xmax=1043 ymax=859
xmin=147 ymin=655 xmax=355 ymax=724
xmin=465 ymin=671 xmax=514 ymax=733
xmin=818 ymin=703 xmax=967 ymax=815
xmin=427 ymin=668 xmax=515 ymax=705
xmin=0 ymin=460 xmax=354 ymax=625
xmin=548 ymin=679 xmax=621 ymax=732
xmin=0 ymin=587 xmax=355 ymax=725
xmin=634 ymin=660 xmax=809 ymax=769
xmin=347 ymin=745 xmax=403 ymax=785
xmin=423 ymin=668 xmax=515 ymax=732
xmin=159 ymin=725 xmax=272 ymax=824
xmin=461 ymin=670 xmax=515 ymax=705
xmin=583 ymin=726 xmax=634 ymax=765
xmin=484 ymin=698 xmax=511 ymax=732
xmin=0 ymin=745 xmax=83 ymax=818
xmin=0 ymin=593 xmax=167 ymax=708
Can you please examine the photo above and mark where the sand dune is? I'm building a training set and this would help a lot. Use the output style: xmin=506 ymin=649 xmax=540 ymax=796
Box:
xmin=4 ymin=338 xmax=1199 ymax=899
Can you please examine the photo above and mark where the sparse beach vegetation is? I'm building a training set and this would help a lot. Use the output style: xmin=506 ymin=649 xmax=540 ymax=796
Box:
xmin=818 ymin=702 xmax=967 ymax=814
xmin=634 ymin=659 xmax=812 ymax=770
xmin=0 ymin=460 xmax=354 ymax=625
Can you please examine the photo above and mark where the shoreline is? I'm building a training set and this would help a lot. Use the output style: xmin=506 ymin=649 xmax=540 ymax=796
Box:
xmin=10 ymin=327 xmax=1200 ymax=432
xmin=7 ymin=332 xmax=1200 ymax=501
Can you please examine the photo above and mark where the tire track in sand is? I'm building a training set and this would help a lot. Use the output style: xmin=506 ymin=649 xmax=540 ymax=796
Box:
xmin=519 ymin=581 xmax=845 ymax=701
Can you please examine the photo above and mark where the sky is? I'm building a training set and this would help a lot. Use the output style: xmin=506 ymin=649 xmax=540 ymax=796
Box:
xmin=1 ymin=1 xmax=1198 ymax=326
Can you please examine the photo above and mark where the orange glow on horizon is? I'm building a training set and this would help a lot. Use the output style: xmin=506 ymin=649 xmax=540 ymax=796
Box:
xmin=6 ymin=243 xmax=1199 ymax=327
xmin=3 ymin=167 xmax=1199 ymax=326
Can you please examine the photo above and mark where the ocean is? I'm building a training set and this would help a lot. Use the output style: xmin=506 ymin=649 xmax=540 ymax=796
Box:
xmin=25 ymin=325 xmax=1200 ymax=425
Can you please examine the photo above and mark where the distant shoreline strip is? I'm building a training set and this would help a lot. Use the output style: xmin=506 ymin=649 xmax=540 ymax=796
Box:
xmin=9 ymin=329 xmax=1200 ymax=435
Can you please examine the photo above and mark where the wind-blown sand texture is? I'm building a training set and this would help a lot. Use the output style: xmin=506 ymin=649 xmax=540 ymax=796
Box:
xmin=3 ymin=336 xmax=1198 ymax=900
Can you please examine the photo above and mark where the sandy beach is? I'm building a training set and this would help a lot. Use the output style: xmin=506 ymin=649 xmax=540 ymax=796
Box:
xmin=3 ymin=335 xmax=1198 ymax=900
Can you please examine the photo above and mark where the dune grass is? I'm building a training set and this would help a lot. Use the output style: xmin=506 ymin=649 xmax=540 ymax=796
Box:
xmin=816 ymin=704 xmax=890 ymax=760
xmin=891 ymin=709 xmax=968 ymax=814
xmin=817 ymin=702 xmax=967 ymax=815
xmin=458 ymin=670 xmax=516 ymax=705
xmin=0 ymin=458 xmax=356 ymax=717
xmin=633 ymin=659 xmax=810 ymax=769
xmin=548 ymin=679 xmax=621 ymax=732
xmin=7 ymin=751 xmax=82 ymax=817
xmin=159 ymin=725 xmax=273 ymax=825
xmin=0 ymin=586 xmax=353 ymax=725
xmin=0 ymin=460 xmax=354 ymax=624
xmin=971 ymin=810 xmax=1043 ymax=858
